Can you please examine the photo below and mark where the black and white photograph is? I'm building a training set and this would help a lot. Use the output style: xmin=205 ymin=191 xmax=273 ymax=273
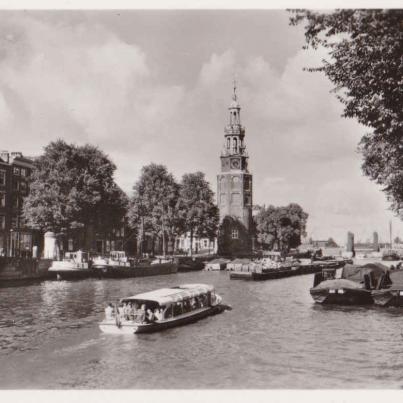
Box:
xmin=0 ymin=1 xmax=402 ymax=399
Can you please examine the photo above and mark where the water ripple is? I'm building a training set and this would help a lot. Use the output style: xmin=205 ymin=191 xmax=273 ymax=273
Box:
xmin=0 ymin=272 xmax=403 ymax=388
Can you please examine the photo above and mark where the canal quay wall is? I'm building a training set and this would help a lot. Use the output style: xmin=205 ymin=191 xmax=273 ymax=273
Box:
xmin=0 ymin=257 xmax=52 ymax=282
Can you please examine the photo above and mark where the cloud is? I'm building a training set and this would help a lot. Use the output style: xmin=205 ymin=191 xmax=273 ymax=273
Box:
xmin=2 ymin=12 xmax=402 ymax=245
xmin=0 ymin=14 xmax=186 ymax=156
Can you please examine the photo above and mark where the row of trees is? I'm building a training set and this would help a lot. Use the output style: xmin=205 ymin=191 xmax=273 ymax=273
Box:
xmin=22 ymin=141 xmax=219 ymax=255
xmin=254 ymin=203 xmax=308 ymax=253
xmin=127 ymin=164 xmax=219 ymax=255
xmin=23 ymin=140 xmax=309 ymax=255
xmin=23 ymin=140 xmax=128 ymax=250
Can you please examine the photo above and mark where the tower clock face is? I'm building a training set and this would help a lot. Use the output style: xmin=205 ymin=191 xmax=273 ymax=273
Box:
xmin=231 ymin=159 xmax=240 ymax=169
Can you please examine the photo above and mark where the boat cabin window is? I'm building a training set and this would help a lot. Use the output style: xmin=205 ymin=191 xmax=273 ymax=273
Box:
xmin=164 ymin=305 xmax=173 ymax=319
xmin=173 ymin=302 xmax=183 ymax=317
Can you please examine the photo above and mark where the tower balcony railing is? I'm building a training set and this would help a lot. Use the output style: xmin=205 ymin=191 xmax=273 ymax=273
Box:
xmin=221 ymin=147 xmax=248 ymax=157
xmin=224 ymin=125 xmax=244 ymax=135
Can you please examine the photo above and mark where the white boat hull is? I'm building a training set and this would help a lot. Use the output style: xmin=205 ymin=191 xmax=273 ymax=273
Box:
xmin=99 ymin=304 xmax=226 ymax=334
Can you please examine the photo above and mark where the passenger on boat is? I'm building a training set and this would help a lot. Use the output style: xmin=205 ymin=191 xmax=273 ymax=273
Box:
xmin=154 ymin=308 xmax=163 ymax=321
xmin=173 ymin=302 xmax=183 ymax=316
xmin=183 ymin=300 xmax=191 ymax=313
xmin=138 ymin=305 xmax=146 ymax=323
xmin=118 ymin=303 xmax=124 ymax=317
xmin=199 ymin=296 xmax=206 ymax=308
xmin=126 ymin=303 xmax=134 ymax=320
xmin=123 ymin=303 xmax=130 ymax=320
xmin=211 ymin=293 xmax=217 ymax=305
xmin=146 ymin=309 xmax=155 ymax=323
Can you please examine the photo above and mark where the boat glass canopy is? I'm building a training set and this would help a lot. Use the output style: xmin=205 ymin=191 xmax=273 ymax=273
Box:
xmin=121 ymin=284 xmax=215 ymax=305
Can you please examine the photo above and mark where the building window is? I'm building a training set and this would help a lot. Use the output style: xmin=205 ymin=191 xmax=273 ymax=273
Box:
xmin=0 ymin=170 xmax=5 ymax=186
xmin=0 ymin=215 xmax=5 ymax=230
xmin=12 ymin=195 xmax=19 ymax=209
xmin=20 ymin=168 xmax=26 ymax=177
xmin=231 ymin=193 xmax=240 ymax=205
xmin=231 ymin=229 xmax=239 ymax=239
xmin=13 ymin=167 xmax=20 ymax=176
xmin=231 ymin=176 xmax=240 ymax=189
xmin=13 ymin=180 xmax=19 ymax=191
xmin=204 ymin=240 xmax=208 ymax=248
xmin=11 ymin=216 xmax=18 ymax=229
xmin=68 ymin=238 xmax=74 ymax=251
xmin=20 ymin=233 xmax=32 ymax=252
xmin=0 ymin=192 xmax=5 ymax=207
xmin=20 ymin=181 xmax=27 ymax=192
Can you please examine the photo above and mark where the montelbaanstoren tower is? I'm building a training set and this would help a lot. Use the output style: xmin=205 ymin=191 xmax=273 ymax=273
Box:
xmin=217 ymin=82 xmax=253 ymax=256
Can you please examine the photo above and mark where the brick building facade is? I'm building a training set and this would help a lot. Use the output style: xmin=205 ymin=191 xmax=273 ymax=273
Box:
xmin=0 ymin=151 xmax=36 ymax=257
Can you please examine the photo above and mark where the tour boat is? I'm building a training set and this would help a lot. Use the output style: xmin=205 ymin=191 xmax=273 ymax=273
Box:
xmin=99 ymin=284 xmax=226 ymax=334
xmin=48 ymin=251 xmax=94 ymax=280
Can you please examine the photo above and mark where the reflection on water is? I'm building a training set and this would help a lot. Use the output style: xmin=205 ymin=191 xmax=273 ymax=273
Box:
xmin=1 ymin=272 xmax=403 ymax=388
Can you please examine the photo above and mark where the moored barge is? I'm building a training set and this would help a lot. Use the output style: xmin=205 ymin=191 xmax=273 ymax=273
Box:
xmin=92 ymin=252 xmax=178 ymax=278
xmin=48 ymin=251 xmax=95 ymax=280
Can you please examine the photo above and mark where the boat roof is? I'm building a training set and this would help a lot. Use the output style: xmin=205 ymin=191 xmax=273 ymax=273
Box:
xmin=121 ymin=284 xmax=215 ymax=305
xmin=341 ymin=263 xmax=389 ymax=282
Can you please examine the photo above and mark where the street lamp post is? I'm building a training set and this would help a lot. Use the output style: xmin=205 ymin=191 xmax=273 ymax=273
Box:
xmin=9 ymin=229 xmax=13 ymax=257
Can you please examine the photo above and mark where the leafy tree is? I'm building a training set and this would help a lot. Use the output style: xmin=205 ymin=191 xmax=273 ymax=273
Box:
xmin=128 ymin=163 xmax=181 ymax=256
xmin=254 ymin=203 xmax=308 ymax=253
xmin=178 ymin=172 xmax=218 ymax=255
xmin=290 ymin=9 xmax=403 ymax=218
xmin=23 ymin=140 xmax=128 ymax=249
xmin=327 ymin=237 xmax=338 ymax=247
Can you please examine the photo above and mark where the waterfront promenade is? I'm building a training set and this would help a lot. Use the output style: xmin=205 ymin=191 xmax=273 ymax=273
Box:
xmin=1 ymin=270 xmax=402 ymax=389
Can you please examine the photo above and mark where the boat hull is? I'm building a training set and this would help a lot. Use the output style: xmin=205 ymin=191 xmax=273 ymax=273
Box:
xmin=177 ymin=262 xmax=204 ymax=272
xmin=48 ymin=269 xmax=95 ymax=280
xmin=371 ymin=289 xmax=403 ymax=307
xmin=229 ymin=271 xmax=253 ymax=280
xmin=310 ymin=287 xmax=373 ymax=305
xmin=252 ymin=267 xmax=303 ymax=280
xmin=93 ymin=262 xmax=178 ymax=278
xmin=229 ymin=261 xmax=343 ymax=281
xmin=99 ymin=304 xmax=226 ymax=334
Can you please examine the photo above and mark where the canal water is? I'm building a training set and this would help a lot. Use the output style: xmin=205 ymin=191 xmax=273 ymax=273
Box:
xmin=1 ymin=271 xmax=403 ymax=389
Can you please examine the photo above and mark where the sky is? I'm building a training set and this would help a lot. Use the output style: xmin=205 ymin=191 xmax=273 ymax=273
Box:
xmin=0 ymin=9 xmax=402 ymax=246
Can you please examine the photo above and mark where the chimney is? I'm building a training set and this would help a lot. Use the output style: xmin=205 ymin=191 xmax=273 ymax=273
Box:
xmin=347 ymin=231 xmax=355 ymax=253
xmin=373 ymin=231 xmax=379 ymax=252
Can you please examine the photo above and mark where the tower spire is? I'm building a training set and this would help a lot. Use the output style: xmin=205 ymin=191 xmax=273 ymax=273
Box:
xmin=232 ymin=78 xmax=237 ymax=102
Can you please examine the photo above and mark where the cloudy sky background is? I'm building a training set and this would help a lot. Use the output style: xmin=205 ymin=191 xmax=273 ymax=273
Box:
xmin=0 ymin=9 xmax=402 ymax=245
